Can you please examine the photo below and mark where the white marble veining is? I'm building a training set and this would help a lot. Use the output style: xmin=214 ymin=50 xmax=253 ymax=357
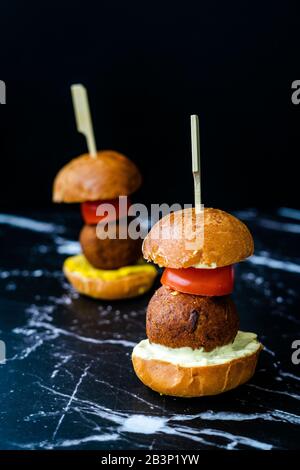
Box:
xmin=1 ymin=211 xmax=300 ymax=451
xmin=247 ymin=254 xmax=300 ymax=273
xmin=54 ymin=237 xmax=80 ymax=255
xmin=52 ymin=362 xmax=93 ymax=440
xmin=235 ymin=208 xmax=300 ymax=233
xmin=7 ymin=296 xmax=289 ymax=450
xmin=277 ymin=207 xmax=300 ymax=220
xmin=16 ymin=383 xmax=277 ymax=450
xmin=0 ymin=213 xmax=64 ymax=233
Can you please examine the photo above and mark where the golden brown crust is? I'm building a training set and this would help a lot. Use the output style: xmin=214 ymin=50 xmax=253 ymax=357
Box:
xmin=146 ymin=286 xmax=239 ymax=351
xmin=143 ymin=207 xmax=254 ymax=268
xmin=63 ymin=263 xmax=157 ymax=300
xmin=80 ymin=223 xmax=142 ymax=270
xmin=53 ymin=150 xmax=142 ymax=203
xmin=132 ymin=346 xmax=262 ymax=397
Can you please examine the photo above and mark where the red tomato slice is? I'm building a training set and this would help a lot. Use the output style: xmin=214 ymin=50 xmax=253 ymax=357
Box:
xmin=161 ymin=265 xmax=234 ymax=296
xmin=81 ymin=198 xmax=131 ymax=225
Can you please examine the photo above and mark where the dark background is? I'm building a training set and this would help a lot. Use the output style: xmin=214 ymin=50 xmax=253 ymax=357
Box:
xmin=0 ymin=0 xmax=299 ymax=211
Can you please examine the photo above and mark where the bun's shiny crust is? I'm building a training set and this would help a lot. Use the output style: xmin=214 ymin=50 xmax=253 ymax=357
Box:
xmin=64 ymin=262 xmax=157 ymax=300
xmin=132 ymin=346 xmax=262 ymax=397
xmin=143 ymin=208 xmax=254 ymax=268
xmin=53 ymin=151 xmax=142 ymax=203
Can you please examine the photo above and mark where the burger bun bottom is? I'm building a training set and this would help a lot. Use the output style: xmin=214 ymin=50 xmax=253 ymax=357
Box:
xmin=132 ymin=331 xmax=262 ymax=397
xmin=63 ymin=254 xmax=157 ymax=300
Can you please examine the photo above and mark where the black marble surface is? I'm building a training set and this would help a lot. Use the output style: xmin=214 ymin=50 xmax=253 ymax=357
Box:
xmin=0 ymin=208 xmax=300 ymax=450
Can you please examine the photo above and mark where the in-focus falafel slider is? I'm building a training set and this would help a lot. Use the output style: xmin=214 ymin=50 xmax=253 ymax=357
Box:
xmin=132 ymin=207 xmax=262 ymax=397
xmin=53 ymin=150 xmax=157 ymax=300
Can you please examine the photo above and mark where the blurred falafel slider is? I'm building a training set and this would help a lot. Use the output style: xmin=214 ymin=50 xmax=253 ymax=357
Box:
xmin=53 ymin=150 xmax=157 ymax=300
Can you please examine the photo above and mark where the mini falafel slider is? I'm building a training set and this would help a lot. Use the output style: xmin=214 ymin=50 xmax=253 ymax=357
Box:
xmin=132 ymin=207 xmax=262 ymax=397
xmin=53 ymin=150 xmax=157 ymax=300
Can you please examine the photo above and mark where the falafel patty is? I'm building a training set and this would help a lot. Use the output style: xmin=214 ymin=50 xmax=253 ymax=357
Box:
xmin=80 ymin=222 xmax=142 ymax=270
xmin=146 ymin=286 xmax=239 ymax=351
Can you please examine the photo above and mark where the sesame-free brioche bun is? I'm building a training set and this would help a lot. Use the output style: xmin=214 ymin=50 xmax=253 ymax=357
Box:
xmin=143 ymin=207 xmax=254 ymax=268
xmin=53 ymin=151 xmax=142 ymax=203
xmin=132 ymin=331 xmax=262 ymax=397
xmin=63 ymin=254 xmax=157 ymax=300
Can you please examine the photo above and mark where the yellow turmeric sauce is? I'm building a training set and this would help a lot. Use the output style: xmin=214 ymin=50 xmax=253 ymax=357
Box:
xmin=64 ymin=254 xmax=157 ymax=281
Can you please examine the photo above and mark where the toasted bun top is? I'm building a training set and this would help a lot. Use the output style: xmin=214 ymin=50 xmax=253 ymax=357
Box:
xmin=53 ymin=150 xmax=142 ymax=203
xmin=143 ymin=207 xmax=254 ymax=268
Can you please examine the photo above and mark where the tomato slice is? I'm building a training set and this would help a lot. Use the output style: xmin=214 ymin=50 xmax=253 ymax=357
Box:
xmin=81 ymin=198 xmax=131 ymax=225
xmin=161 ymin=265 xmax=234 ymax=296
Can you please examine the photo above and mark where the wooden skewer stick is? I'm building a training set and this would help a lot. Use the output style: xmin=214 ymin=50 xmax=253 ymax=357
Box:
xmin=71 ymin=84 xmax=97 ymax=158
xmin=190 ymin=114 xmax=202 ymax=213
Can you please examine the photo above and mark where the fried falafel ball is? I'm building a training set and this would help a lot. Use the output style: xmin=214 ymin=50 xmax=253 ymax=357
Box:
xmin=80 ymin=221 xmax=142 ymax=270
xmin=146 ymin=286 xmax=239 ymax=351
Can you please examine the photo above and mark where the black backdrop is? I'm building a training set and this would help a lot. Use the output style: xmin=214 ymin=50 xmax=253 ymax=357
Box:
xmin=0 ymin=1 xmax=299 ymax=211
